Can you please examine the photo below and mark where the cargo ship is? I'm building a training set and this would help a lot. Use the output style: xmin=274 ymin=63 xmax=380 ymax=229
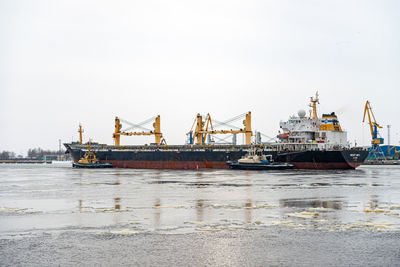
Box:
xmin=65 ymin=93 xmax=368 ymax=169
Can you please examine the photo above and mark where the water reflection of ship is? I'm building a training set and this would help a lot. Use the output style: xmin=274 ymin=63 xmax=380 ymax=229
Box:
xmin=196 ymin=199 xmax=204 ymax=222
xmin=114 ymin=197 xmax=121 ymax=210
xmin=77 ymin=197 xmax=122 ymax=212
xmin=195 ymin=172 xmax=204 ymax=222
xmin=77 ymin=174 xmax=122 ymax=225
xmin=280 ymin=198 xmax=343 ymax=230
xmin=244 ymin=170 xmax=253 ymax=223
xmin=368 ymin=195 xmax=379 ymax=210
xmin=280 ymin=198 xmax=343 ymax=210
xmin=245 ymin=199 xmax=252 ymax=223
xmin=154 ymin=198 xmax=161 ymax=227
xmin=151 ymin=176 xmax=202 ymax=227
xmin=153 ymin=171 xmax=162 ymax=227
xmin=149 ymin=171 xmax=256 ymax=226
xmin=76 ymin=171 xmax=261 ymax=228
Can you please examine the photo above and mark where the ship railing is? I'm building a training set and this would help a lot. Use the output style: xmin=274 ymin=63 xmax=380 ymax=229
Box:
xmin=67 ymin=143 xmax=279 ymax=152
xmin=269 ymin=142 xmax=322 ymax=152
xmin=67 ymin=142 xmax=361 ymax=152
xmin=65 ymin=142 xmax=365 ymax=154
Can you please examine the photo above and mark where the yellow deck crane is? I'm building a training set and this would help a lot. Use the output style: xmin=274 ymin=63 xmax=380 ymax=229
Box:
xmin=187 ymin=113 xmax=213 ymax=146
xmin=187 ymin=112 xmax=252 ymax=145
xmin=113 ymin=115 xmax=166 ymax=146
xmin=362 ymin=100 xmax=385 ymax=159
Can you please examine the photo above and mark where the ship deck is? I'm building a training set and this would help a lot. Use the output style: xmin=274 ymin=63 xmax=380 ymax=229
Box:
xmin=65 ymin=142 xmax=365 ymax=153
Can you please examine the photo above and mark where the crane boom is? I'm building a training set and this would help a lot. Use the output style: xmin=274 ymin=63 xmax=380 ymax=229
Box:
xmin=113 ymin=115 xmax=165 ymax=146
xmin=202 ymin=113 xmax=213 ymax=145
xmin=187 ymin=112 xmax=252 ymax=145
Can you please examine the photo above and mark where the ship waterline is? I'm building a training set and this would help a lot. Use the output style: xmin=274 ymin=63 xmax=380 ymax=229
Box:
xmin=65 ymin=144 xmax=369 ymax=170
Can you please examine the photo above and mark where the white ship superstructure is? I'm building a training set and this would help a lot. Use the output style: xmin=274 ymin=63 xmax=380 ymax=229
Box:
xmin=278 ymin=92 xmax=348 ymax=149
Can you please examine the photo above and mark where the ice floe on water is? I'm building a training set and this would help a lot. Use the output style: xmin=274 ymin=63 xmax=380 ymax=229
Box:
xmin=0 ymin=206 xmax=39 ymax=214
xmin=110 ymin=229 xmax=141 ymax=235
xmin=286 ymin=211 xmax=319 ymax=219
xmin=2 ymin=165 xmax=400 ymax=237
xmin=0 ymin=207 xmax=28 ymax=213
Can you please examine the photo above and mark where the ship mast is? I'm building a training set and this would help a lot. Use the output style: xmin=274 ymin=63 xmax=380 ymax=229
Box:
xmin=309 ymin=91 xmax=319 ymax=120
xmin=78 ymin=124 xmax=84 ymax=144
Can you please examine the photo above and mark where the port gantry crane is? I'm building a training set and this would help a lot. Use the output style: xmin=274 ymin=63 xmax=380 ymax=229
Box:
xmin=362 ymin=100 xmax=385 ymax=159
xmin=187 ymin=112 xmax=252 ymax=145
xmin=113 ymin=115 xmax=166 ymax=146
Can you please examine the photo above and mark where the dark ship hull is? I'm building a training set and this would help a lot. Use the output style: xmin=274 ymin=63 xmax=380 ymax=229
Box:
xmin=65 ymin=144 xmax=368 ymax=170
xmin=275 ymin=150 xmax=369 ymax=169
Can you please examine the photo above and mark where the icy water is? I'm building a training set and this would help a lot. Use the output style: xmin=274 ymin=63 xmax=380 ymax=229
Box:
xmin=1 ymin=164 xmax=400 ymax=266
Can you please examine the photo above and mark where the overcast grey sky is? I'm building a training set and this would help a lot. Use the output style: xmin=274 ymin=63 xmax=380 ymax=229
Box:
xmin=1 ymin=0 xmax=399 ymax=155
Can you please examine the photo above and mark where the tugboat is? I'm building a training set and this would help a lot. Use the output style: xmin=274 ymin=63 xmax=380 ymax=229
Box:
xmin=227 ymin=149 xmax=293 ymax=170
xmin=72 ymin=145 xmax=112 ymax=168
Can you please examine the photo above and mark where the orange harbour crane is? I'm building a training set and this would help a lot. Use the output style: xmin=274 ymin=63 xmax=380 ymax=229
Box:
xmin=187 ymin=112 xmax=252 ymax=145
xmin=113 ymin=115 xmax=166 ymax=146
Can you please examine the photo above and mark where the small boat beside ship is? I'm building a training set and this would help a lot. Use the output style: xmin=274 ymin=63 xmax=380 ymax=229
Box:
xmin=72 ymin=146 xmax=112 ymax=168
xmin=227 ymin=149 xmax=293 ymax=170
